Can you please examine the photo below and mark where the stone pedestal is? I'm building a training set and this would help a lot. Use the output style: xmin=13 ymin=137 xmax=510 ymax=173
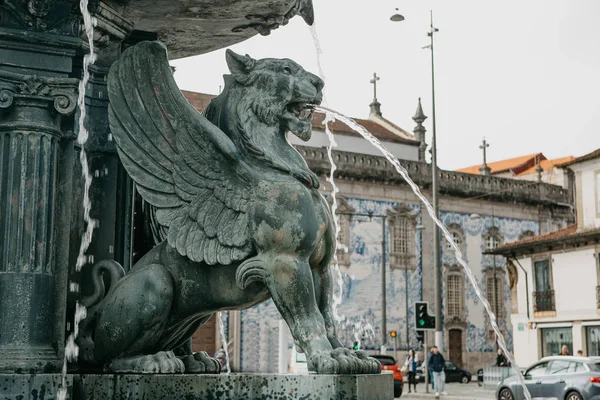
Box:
xmin=0 ymin=373 xmax=393 ymax=400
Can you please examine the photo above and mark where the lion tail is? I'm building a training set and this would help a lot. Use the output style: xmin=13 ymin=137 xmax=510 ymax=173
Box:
xmin=81 ymin=259 xmax=126 ymax=309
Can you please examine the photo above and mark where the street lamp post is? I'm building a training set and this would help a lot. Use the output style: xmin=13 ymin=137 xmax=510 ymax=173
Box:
xmin=424 ymin=10 xmax=444 ymax=352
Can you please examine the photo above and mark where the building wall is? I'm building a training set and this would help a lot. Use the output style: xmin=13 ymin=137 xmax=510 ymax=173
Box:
xmin=511 ymin=247 xmax=600 ymax=367
xmin=570 ymin=160 xmax=600 ymax=229
xmin=287 ymin=129 xmax=420 ymax=161
xmin=516 ymin=169 xmax=570 ymax=189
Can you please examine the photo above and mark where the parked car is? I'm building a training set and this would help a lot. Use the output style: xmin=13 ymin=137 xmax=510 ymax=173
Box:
xmin=416 ymin=360 xmax=472 ymax=383
xmin=496 ymin=356 xmax=600 ymax=400
xmin=289 ymin=347 xmax=308 ymax=374
xmin=371 ymin=354 xmax=403 ymax=398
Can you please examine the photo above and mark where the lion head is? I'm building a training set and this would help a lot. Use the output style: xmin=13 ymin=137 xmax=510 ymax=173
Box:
xmin=223 ymin=49 xmax=324 ymax=142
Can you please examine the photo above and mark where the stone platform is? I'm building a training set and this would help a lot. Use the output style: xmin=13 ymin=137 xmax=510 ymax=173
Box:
xmin=1 ymin=373 xmax=393 ymax=400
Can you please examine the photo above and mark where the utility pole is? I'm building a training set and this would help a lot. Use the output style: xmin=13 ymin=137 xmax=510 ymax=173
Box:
xmin=405 ymin=263 xmax=410 ymax=349
xmin=492 ymin=207 xmax=499 ymax=350
xmin=425 ymin=10 xmax=444 ymax=351
xmin=381 ymin=215 xmax=387 ymax=349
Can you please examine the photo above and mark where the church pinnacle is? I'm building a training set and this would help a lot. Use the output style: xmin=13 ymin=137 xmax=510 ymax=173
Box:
xmin=412 ymin=98 xmax=428 ymax=162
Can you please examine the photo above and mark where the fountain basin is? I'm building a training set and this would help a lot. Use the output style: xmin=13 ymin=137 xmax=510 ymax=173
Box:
xmin=0 ymin=373 xmax=392 ymax=400
xmin=107 ymin=0 xmax=314 ymax=59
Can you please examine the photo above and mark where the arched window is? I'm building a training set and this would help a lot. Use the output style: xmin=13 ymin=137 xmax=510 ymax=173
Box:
xmin=483 ymin=226 xmax=503 ymax=250
xmin=445 ymin=224 xmax=464 ymax=253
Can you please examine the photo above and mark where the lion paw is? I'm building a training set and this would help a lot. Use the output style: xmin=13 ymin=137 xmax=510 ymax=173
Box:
xmin=308 ymin=349 xmax=381 ymax=375
xmin=180 ymin=351 xmax=222 ymax=374
xmin=108 ymin=351 xmax=185 ymax=373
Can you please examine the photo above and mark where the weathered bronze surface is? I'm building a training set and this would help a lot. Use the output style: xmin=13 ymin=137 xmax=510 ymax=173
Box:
xmin=77 ymin=41 xmax=381 ymax=375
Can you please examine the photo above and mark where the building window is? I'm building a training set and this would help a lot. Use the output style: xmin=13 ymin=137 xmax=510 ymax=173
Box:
xmin=486 ymin=236 xmax=500 ymax=250
xmin=445 ymin=228 xmax=463 ymax=253
xmin=446 ymin=273 xmax=464 ymax=319
xmin=519 ymin=230 xmax=536 ymax=241
xmin=388 ymin=205 xmax=417 ymax=271
xmin=487 ymin=328 xmax=506 ymax=343
xmin=486 ymin=274 xmax=504 ymax=320
xmin=541 ymin=327 xmax=572 ymax=357
xmin=586 ymin=326 xmax=600 ymax=357
xmin=533 ymin=259 xmax=555 ymax=312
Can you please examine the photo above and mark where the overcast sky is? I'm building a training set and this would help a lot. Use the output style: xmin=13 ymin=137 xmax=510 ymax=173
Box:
xmin=172 ymin=0 xmax=600 ymax=171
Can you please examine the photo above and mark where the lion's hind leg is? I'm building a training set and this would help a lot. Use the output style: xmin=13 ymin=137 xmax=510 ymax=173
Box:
xmin=93 ymin=263 xmax=183 ymax=373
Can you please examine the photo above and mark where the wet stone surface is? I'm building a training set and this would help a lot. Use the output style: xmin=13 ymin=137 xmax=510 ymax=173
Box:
xmin=0 ymin=373 xmax=392 ymax=400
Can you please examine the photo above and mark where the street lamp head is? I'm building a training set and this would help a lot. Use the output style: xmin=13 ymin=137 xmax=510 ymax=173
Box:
xmin=390 ymin=8 xmax=405 ymax=22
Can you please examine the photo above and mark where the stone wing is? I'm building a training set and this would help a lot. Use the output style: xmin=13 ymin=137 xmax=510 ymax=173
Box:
xmin=107 ymin=41 xmax=255 ymax=265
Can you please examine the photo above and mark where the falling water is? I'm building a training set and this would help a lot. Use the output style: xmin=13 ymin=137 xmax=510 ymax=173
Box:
xmin=315 ymin=105 xmax=532 ymax=400
xmin=57 ymin=1 xmax=97 ymax=399
xmin=310 ymin=24 xmax=346 ymax=325
xmin=218 ymin=312 xmax=231 ymax=374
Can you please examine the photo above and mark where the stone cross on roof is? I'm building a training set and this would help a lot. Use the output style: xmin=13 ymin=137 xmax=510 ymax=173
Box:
xmin=370 ymin=72 xmax=380 ymax=101
xmin=369 ymin=72 xmax=382 ymax=117
xmin=479 ymin=137 xmax=491 ymax=176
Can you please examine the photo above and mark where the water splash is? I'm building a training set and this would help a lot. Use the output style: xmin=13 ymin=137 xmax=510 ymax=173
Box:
xmin=218 ymin=312 xmax=231 ymax=374
xmin=315 ymin=106 xmax=532 ymax=400
xmin=58 ymin=1 xmax=97 ymax=399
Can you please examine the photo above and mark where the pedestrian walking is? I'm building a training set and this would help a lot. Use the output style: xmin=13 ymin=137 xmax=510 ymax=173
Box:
xmin=428 ymin=347 xmax=435 ymax=390
xmin=428 ymin=346 xmax=447 ymax=398
xmin=405 ymin=349 xmax=419 ymax=393
xmin=496 ymin=348 xmax=508 ymax=367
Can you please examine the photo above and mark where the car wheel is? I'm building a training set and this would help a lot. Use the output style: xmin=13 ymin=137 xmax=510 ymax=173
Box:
xmin=461 ymin=375 xmax=469 ymax=384
xmin=566 ymin=391 xmax=582 ymax=400
xmin=498 ymin=388 xmax=513 ymax=400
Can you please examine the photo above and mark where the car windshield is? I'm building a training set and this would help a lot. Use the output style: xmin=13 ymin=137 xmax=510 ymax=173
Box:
xmin=372 ymin=356 xmax=396 ymax=366
xmin=296 ymin=352 xmax=307 ymax=363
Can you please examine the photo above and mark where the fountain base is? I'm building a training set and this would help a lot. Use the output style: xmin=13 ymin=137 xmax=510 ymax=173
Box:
xmin=1 ymin=372 xmax=392 ymax=400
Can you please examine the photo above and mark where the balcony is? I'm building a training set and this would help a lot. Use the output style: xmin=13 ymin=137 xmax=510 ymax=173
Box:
xmin=533 ymin=290 xmax=556 ymax=314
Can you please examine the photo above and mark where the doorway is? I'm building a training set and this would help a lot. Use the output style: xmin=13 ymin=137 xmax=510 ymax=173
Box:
xmin=191 ymin=315 xmax=217 ymax=355
xmin=448 ymin=329 xmax=463 ymax=367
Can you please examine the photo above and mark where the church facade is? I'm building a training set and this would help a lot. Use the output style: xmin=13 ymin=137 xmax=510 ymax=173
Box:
xmin=177 ymin=90 xmax=573 ymax=373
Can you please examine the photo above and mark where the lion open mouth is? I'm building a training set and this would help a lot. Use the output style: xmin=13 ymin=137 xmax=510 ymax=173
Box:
xmin=284 ymin=101 xmax=318 ymax=141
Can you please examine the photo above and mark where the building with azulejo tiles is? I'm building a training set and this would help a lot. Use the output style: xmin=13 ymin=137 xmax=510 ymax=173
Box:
xmin=139 ymin=89 xmax=573 ymax=374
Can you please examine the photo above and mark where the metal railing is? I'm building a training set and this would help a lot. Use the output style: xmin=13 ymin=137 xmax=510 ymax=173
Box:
xmin=533 ymin=290 xmax=555 ymax=312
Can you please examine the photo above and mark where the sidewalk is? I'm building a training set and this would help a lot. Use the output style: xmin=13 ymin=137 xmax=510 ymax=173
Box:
xmin=397 ymin=383 xmax=495 ymax=400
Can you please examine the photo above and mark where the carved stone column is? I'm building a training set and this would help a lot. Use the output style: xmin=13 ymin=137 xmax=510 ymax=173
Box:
xmin=0 ymin=70 xmax=78 ymax=372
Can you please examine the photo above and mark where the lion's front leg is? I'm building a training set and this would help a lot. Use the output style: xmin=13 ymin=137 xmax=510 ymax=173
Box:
xmin=312 ymin=266 xmax=343 ymax=349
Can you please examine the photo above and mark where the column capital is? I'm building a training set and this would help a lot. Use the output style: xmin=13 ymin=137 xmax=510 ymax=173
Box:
xmin=0 ymin=69 xmax=78 ymax=115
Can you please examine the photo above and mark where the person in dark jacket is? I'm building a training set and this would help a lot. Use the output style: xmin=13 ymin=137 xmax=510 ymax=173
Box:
xmin=560 ymin=345 xmax=569 ymax=356
xmin=428 ymin=346 xmax=446 ymax=398
xmin=496 ymin=349 xmax=508 ymax=367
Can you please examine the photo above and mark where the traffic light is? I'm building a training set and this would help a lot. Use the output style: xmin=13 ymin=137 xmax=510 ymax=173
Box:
xmin=416 ymin=330 xmax=425 ymax=344
xmin=415 ymin=301 xmax=435 ymax=330
xmin=390 ymin=331 xmax=397 ymax=338
xmin=353 ymin=341 xmax=359 ymax=350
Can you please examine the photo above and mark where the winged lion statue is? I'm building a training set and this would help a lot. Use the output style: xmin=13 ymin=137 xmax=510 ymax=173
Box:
xmin=77 ymin=41 xmax=381 ymax=375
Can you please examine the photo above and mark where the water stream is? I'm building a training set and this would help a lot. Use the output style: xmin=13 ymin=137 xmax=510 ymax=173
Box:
xmin=57 ymin=1 xmax=97 ymax=399
xmin=314 ymin=105 xmax=532 ymax=400
xmin=218 ymin=312 xmax=231 ymax=373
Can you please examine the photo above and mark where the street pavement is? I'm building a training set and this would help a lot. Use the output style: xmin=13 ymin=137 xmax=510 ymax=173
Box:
xmin=396 ymin=383 xmax=496 ymax=400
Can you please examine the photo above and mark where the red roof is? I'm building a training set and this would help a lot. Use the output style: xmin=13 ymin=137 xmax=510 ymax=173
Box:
xmin=485 ymin=225 xmax=600 ymax=255
xmin=558 ymin=148 xmax=600 ymax=168
xmin=456 ymin=153 xmax=545 ymax=175
xmin=180 ymin=90 xmax=419 ymax=146
xmin=517 ymin=156 xmax=575 ymax=176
